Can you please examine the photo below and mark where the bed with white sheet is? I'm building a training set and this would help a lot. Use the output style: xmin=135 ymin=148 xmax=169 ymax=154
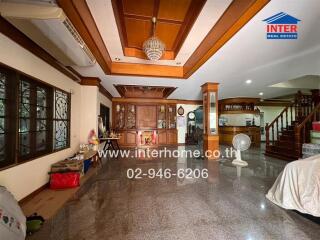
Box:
xmin=266 ymin=154 xmax=320 ymax=217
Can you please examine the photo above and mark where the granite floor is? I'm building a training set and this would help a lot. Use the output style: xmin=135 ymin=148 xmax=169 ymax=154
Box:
xmin=29 ymin=145 xmax=320 ymax=240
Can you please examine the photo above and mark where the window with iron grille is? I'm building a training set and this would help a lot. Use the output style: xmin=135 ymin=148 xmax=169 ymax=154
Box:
xmin=0 ymin=64 xmax=71 ymax=170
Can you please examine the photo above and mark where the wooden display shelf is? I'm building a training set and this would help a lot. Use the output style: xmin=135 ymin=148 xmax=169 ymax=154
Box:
xmin=113 ymin=99 xmax=178 ymax=147
xmin=220 ymin=109 xmax=260 ymax=114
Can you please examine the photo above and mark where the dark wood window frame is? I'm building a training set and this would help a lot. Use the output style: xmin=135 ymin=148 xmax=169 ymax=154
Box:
xmin=0 ymin=63 xmax=71 ymax=171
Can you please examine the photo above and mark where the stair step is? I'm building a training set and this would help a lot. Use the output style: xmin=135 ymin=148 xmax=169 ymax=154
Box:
xmin=287 ymin=126 xmax=295 ymax=130
xmin=283 ymin=129 xmax=295 ymax=133
xmin=270 ymin=145 xmax=299 ymax=154
xmin=277 ymin=140 xmax=296 ymax=146
xmin=265 ymin=149 xmax=299 ymax=161
xmin=279 ymin=135 xmax=295 ymax=141
xmin=280 ymin=131 xmax=295 ymax=137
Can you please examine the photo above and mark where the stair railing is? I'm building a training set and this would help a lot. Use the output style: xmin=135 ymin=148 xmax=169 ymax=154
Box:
xmin=294 ymin=91 xmax=315 ymax=122
xmin=265 ymin=103 xmax=294 ymax=149
xmin=294 ymin=102 xmax=320 ymax=157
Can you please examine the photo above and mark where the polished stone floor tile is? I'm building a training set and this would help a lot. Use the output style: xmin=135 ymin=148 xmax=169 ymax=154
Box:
xmin=28 ymin=146 xmax=320 ymax=240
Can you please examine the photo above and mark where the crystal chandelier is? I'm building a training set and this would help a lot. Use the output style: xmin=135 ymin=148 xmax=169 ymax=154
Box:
xmin=143 ymin=17 xmax=165 ymax=61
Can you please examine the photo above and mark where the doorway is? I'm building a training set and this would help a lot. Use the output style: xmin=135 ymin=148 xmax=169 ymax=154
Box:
xmin=99 ymin=104 xmax=110 ymax=133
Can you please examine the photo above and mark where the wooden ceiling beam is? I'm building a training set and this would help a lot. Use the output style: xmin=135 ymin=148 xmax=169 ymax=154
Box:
xmin=112 ymin=97 xmax=202 ymax=105
xmin=114 ymin=84 xmax=176 ymax=99
xmin=80 ymin=77 xmax=101 ymax=86
xmin=111 ymin=62 xmax=184 ymax=78
xmin=183 ymin=0 xmax=270 ymax=78
xmin=57 ymin=0 xmax=270 ymax=79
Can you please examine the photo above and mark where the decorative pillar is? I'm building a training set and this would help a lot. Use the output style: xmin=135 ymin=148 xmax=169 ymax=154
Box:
xmin=201 ymin=83 xmax=219 ymax=160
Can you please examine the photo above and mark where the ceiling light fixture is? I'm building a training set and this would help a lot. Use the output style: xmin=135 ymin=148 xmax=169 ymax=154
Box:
xmin=245 ymin=79 xmax=252 ymax=84
xmin=259 ymin=92 xmax=264 ymax=96
xmin=115 ymin=57 xmax=121 ymax=61
xmin=143 ymin=17 xmax=165 ymax=61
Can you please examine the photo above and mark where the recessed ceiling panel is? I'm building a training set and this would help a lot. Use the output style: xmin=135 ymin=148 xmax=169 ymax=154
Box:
xmin=156 ymin=22 xmax=181 ymax=50
xmin=157 ymin=0 xmax=192 ymax=21
xmin=125 ymin=18 xmax=152 ymax=48
xmin=85 ymin=0 xmax=235 ymax=66
xmin=122 ymin=0 xmax=154 ymax=17
xmin=112 ymin=0 xmax=206 ymax=60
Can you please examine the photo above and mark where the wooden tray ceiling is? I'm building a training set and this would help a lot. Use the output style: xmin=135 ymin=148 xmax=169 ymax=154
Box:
xmin=57 ymin=0 xmax=270 ymax=79
xmin=112 ymin=0 xmax=206 ymax=60
xmin=114 ymin=84 xmax=176 ymax=98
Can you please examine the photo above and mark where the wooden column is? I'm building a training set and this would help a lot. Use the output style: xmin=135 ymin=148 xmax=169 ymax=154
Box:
xmin=201 ymin=83 xmax=219 ymax=160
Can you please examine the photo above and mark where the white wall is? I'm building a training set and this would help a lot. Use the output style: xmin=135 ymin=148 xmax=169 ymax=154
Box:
xmin=0 ymin=34 xmax=84 ymax=201
xmin=176 ymin=104 xmax=202 ymax=144
xmin=80 ymin=86 xmax=99 ymax=143
xmin=258 ymin=106 xmax=294 ymax=141
xmin=219 ymin=113 xmax=261 ymax=126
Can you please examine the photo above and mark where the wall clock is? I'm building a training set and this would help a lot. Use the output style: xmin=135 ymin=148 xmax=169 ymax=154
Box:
xmin=177 ymin=106 xmax=184 ymax=116
xmin=188 ymin=112 xmax=195 ymax=120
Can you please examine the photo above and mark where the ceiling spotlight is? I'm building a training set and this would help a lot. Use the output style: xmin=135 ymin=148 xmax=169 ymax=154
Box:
xmin=245 ymin=79 xmax=252 ymax=84
xmin=259 ymin=92 xmax=264 ymax=96
xmin=176 ymin=62 xmax=181 ymax=65
xmin=115 ymin=58 xmax=121 ymax=61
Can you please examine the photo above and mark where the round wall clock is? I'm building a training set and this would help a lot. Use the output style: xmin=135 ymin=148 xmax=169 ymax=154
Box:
xmin=178 ymin=106 xmax=184 ymax=116
xmin=188 ymin=112 xmax=195 ymax=120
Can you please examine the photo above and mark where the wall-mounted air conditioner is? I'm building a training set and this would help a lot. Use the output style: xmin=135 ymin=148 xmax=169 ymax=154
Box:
xmin=0 ymin=0 xmax=96 ymax=67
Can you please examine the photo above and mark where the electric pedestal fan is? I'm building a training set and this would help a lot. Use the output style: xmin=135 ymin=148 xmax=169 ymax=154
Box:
xmin=232 ymin=133 xmax=251 ymax=167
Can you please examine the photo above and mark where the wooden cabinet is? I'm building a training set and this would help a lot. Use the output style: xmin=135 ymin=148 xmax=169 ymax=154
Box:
xmin=117 ymin=131 xmax=125 ymax=145
xmin=126 ymin=104 xmax=136 ymax=129
xmin=219 ymin=98 xmax=260 ymax=114
xmin=137 ymin=105 xmax=157 ymax=129
xmin=157 ymin=130 xmax=167 ymax=145
xmin=114 ymin=103 xmax=126 ymax=129
xmin=167 ymin=130 xmax=178 ymax=145
xmin=167 ymin=104 xmax=176 ymax=129
xmin=126 ymin=131 xmax=137 ymax=146
xmin=112 ymin=101 xmax=177 ymax=147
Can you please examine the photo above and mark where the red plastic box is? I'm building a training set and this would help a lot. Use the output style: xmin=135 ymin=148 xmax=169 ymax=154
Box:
xmin=312 ymin=122 xmax=320 ymax=131
xmin=50 ymin=172 xmax=80 ymax=189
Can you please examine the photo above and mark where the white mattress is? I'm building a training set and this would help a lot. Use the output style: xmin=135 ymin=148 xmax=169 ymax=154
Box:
xmin=266 ymin=154 xmax=320 ymax=217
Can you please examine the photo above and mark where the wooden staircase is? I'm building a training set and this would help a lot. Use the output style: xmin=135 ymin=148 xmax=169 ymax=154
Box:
xmin=265 ymin=90 xmax=320 ymax=160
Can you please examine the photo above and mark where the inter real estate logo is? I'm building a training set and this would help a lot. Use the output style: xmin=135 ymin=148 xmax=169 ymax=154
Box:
xmin=263 ymin=12 xmax=301 ymax=39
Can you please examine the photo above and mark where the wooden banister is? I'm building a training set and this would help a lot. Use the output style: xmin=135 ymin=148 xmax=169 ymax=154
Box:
xmin=265 ymin=91 xmax=320 ymax=160
xmin=265 ymin=103 xmax=294 ymax=149
xmin=294 ymin=102 xmax=320 ymax=157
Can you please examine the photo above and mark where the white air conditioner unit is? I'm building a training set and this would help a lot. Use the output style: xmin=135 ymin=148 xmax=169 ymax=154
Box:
xmin=0 ymin=1 xmax=96 ymax=67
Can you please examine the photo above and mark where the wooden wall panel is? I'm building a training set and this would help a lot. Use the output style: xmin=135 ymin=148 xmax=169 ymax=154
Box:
xmin=123 ymin=0 xmax=155 ymax=17
xmin=126 ymin=131 xmax=137 ymax=145
xmin=156 ymin=22 xmax=181 ymax=50
xmin=136 ymin=105 xmax=157 ymax=128
xmin=112 ymin=0 xmax=206 ymax=59
xmin=167 ymin=130 xmax=178 ymax=144
xmin=158 ymin=130 xmax=167 ymax=144
xmin=158 ymin=0 xmax=192 ymax=21
xmin=125 ymin=18 xmax=152 ymax=48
